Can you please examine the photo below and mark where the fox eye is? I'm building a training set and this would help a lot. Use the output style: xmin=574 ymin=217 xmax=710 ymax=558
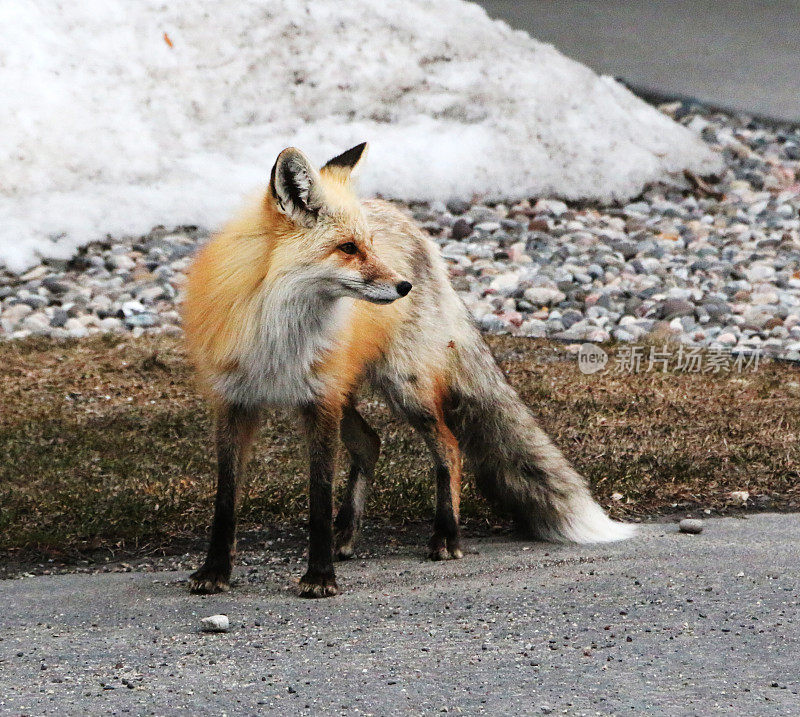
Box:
xmin=338 ymin=242 xmax=358 ymax=255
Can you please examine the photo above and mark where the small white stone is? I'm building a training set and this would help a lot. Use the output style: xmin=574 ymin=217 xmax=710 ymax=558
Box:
xmin=99 ymin=317 xmax=124 ymax=332
xmin=110 ymin=254 xmax=136 ymax=271
xmin=679 ymin=519 xmax=703 ymax=535
xmin=20 ymin=266 xmax=49 ymax=281
xmin=2 ymin=303 xmax=33 ymax=324
xmin=523 ymin=287 xmax=566 ymax=306
xmin=489 ymin=272 xmax=520 ymax=295
xmin=533 ymin=199 xmax=568 ymax=216
xmin=200 ymin=614 xmax=230 ymax=633
xmin=21 ymin=312 xmax=50 ymax=334
xmin=137 ymin=285 xmax=165 ymax=302
xmin=64 ymin=318 xmax=88 ymax=338
xmin=121 ymin=300 xmax=147 ymax=316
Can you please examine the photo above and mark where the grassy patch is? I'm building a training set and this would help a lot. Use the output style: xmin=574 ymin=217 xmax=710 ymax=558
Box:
xmin=2 ymin=335 xmax=799 ymax=560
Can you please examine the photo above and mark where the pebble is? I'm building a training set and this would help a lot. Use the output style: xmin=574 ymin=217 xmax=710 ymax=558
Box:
xmin=679 ymin=519 xmax=704 ymax=535
xmin=200 ymin=614 xmax=230 ymax=633
xmin=450 ymin=218 xmax=472 ymax=240
xmin=1 ymin=106 xmax=800 ymax=357
xmin=524 ymin=288 xmax=566 ymax=306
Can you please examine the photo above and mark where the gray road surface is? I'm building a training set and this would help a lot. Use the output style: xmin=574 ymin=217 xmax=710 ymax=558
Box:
xmin=476 ymin=0 xmax=800 ymax=122
xmin=2 ymin=513 xmax=799 ymax=715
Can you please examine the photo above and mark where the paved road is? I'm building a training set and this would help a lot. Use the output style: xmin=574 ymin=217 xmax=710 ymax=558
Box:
xmin=476 ymin=0 xmax=800 ymax=122
xmin=2 ymin=514 xmax=799 ymax=715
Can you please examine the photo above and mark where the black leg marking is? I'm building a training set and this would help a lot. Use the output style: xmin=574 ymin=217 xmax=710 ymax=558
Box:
xmin=299 ymin=403 xmax=341 ymax=598
xmin=429 ymin=459 xmax=462 ymax=561
xmin=335 ymin=403 xmax=381 ymax=560
xmin=189 ymin=403 xmax=260 ymax=594
xmin=402 ymin=405 xmax=463 ymax=561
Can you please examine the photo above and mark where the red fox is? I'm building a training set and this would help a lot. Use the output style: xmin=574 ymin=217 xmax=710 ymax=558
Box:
xmin=183 ymin=143 xmax=634 ymax=597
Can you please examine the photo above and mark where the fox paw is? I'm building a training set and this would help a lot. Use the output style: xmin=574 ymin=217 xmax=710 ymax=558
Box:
xmin=188 ymin=565 xmax=231 ymax=594
xmin=299 ymin=572 xmax=339 ymax=598
xmin=335 ymin=544 xmax=355 ymax=561
xmin=428 ymin=536 xmax=463 ymax=561
xmin=334 ymin=531 xmax=356 ymax=561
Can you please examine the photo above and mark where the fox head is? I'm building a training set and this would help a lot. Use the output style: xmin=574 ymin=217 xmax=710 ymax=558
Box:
xmin=265 ymin=143 xmax=412 ymax=304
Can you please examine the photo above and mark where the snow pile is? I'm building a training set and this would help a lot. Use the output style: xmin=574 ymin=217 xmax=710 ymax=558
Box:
xmin=0 ymin=0 xmax=720 ymax=272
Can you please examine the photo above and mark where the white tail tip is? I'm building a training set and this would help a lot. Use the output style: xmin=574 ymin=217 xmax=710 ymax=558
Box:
xmin=544 ymin=497 xmax=637 ymax=544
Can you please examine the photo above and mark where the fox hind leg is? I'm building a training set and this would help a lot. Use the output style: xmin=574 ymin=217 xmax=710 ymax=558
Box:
xmin=425 ymin=419 xmax=463 ymax=561
xmin=335 ymin=402 xmax=381 ymax=560
xmin=401 ymin=403 xmax=463 ymax=561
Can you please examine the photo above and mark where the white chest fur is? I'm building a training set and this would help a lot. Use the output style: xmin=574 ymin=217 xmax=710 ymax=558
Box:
xmin=212 ymin=277 xmax=352 ymax=407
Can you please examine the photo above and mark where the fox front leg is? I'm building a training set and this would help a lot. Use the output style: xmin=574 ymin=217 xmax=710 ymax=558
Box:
xmin=189 ymin=403 xmax=260 ymax=594
xmin=298 ymin=402 xmax=341 ymax=598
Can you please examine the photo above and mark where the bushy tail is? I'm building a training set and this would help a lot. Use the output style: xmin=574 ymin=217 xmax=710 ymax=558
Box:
xmin=445 ymin=340 xmax=634 ymax=544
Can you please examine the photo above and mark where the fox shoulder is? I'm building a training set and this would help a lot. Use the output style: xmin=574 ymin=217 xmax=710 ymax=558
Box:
xmin=183 ymin=202 xmax=271 ymax=371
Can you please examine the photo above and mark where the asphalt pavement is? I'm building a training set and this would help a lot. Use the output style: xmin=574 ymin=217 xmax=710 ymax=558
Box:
xmin=475 ymin=0 xmax=800 ymax=122
xmin=2 ymin=513 xmax=799 ymax=715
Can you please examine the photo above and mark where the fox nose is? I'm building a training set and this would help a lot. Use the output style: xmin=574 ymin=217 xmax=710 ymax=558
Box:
xmin=396 ymin=281 xmax=412 ymax=297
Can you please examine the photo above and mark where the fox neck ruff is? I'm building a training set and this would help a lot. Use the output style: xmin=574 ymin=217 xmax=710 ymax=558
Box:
xmin=212 ymin=272 xmax=352 ymax=407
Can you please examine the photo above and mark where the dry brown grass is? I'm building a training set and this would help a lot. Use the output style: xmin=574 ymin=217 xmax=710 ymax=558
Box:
xmin=1 ymin=334 xmax=799 ymax=561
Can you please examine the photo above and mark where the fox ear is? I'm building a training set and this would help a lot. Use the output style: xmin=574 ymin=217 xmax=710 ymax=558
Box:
xmin=269 ymin=147 xmax=325 ymax=226
xmin=321 ymin=142 xmax=368 ymax=182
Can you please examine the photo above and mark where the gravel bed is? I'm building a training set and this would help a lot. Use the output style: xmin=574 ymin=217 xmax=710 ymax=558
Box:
xmin=2 ymin=103 xmax=800 ymax=357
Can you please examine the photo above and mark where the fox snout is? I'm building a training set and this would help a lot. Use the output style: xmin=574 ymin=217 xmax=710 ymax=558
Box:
xmin=356 ymin=278 xmax=412 ymax=304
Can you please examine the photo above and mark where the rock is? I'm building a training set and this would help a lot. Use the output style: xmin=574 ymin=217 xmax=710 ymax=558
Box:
xmin=99 ymin=317 xmax=124 ymax=332
xmin=489 ymin=273 xmax=520 ymax=296
xmin=523 ymin=287 xmax=566 ymax=306
xmin=553 ymin=320 xmax=592 ymax=340
xmin=121 ymin=300 xmax=147 ymax=316
xmin=136 ymin=285 xmax=167 ymax=303
xmin=446 ymin=198 xmax=471 ymax=215
xmin=742 ymin=308 xmax=773 ymax=330
xmin=124 ymin=313 xmax=158 ymax=328
xmin=657 ymin=299 xmax=694 ymax=320
xmin=42 ymin=277 xmax=69 ymax=294
xmin=21 ymin=313 xmax=51 ymax=334
xmin=20 ymin=295 xmax=47 ymax=310
xmin=109 ymin=254 xmax=136 ymax=272
xmin=533 ymin=199 xmax=568 ymax=216
xmin=2 ymin=303 xmax=33 ymax=325
xmin=449 ymin=218 xmax=472 ymax=240
xmin=519 ymin=319 xmax=547 ymax=337
xmin=507 ymin=242 xmax=527 ymax=262
xmin=746 ymin=264 xmax=775 ymax=282
xmin=200 ymin=614 xmax=230 ymax=633
xmin=587 ymin=264 xmax=604 ymax=279
xmin=679 ymin=519 xmax=704 ymax=535
xmin=560 ymin=309 xmax=584 ymax=329
xmin=50 ymin=309 xmax=69 ymax=328
xmin=610 ymin=239 xmax=637 ymax=260
xmin=64 ymin=318 xmax=88 ymax=338
xmin=20 ymin=266 xmax=49 ymax=281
